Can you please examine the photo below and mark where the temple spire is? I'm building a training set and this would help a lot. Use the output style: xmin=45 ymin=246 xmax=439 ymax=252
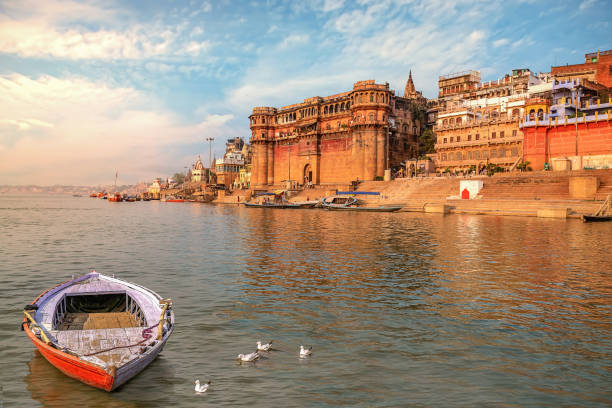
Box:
xmin=404 ymin=70 xmax=416 ymax=98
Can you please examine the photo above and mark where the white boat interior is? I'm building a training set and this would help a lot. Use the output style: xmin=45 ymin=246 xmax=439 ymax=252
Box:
xmin=32 ymin=272 xmax=173 ymax=368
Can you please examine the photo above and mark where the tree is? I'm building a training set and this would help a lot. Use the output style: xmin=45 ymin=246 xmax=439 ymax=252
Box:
xmin=418 ymin=128 xmax=436 ymax=157
xmin=172 ymin=172 xmax=186 ymax=184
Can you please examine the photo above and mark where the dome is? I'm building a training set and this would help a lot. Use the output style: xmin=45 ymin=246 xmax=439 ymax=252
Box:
xmin=194 ymin=155 xmax=204 ymax=170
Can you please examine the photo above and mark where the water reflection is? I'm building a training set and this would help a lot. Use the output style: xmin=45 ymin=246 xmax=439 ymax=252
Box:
xmin=25 ymin=350 xmax=177 ymax=407
xmin=3 ymin=196 xmax=611 ymax=407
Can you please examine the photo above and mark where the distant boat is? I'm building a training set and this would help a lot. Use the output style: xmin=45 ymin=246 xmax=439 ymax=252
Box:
xmin=162 ymin=196 xmax=184 ymax=203
xmin=89 ymin=193 xmax=97 ymax=198
xmin=108 ymin=193 xmax=123 ymax=202
xmin=22 ymin=271 xmax=174 ymax=391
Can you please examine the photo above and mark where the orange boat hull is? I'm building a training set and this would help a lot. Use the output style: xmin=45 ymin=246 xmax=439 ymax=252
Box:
xmin=24 ymin=321 xmax=114 ymax=391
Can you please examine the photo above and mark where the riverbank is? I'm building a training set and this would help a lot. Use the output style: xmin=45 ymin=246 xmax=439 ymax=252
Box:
xmin=220 ymin=169 xmax=612 ymax=219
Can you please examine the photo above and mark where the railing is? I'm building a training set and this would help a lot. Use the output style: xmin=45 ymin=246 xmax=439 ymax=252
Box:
xmin=439 ymin=70 xmax=480 ymax=81
xmin=521 ymin=111 xmax=611 ymax=127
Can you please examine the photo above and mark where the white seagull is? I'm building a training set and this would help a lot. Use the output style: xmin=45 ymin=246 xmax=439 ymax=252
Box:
xmin=257 ymin=340 xmax=273 ymax=352
xmin=194 ymin=379 xmax=211 ymax=393
xmin=299 ymin=345 xmax=312 ymax=358
xmin=237 ymin=350 xmax=260 ymax=362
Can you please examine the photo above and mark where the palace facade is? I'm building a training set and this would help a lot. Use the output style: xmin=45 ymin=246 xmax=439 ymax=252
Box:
xmin=433 ymin=69 xmax=553 ymax=173
xmin=249 ymin=74 xmax=426 ymax=187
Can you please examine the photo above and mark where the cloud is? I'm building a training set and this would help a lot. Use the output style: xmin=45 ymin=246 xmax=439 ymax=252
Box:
xmin=579 ymin=0 xmax=596 ymax=11
xmin=493 ymin=38 xmax=509 ymax=47
xmin=279 ymin=34 xmax=310 ymax=49
xmin=0 ymin=74 xmax=234 ymax=185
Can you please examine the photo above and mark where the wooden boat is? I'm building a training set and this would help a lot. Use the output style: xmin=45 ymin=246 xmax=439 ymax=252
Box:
xmin=325 ymin=205 xmax=403 ymax=212
xmin=320 ymin=196 xmax=358 ymax=209
xmin=293 ymin=200 xmax=319 ymax=208
xmin=244 ymin=201 xmax=301 ymax=208
xmin=581 ymin=214 xmax=612 ymax=222
xmin=22 ymin=271 xmax=174 ymax=391
xmin=582 ymin=195 xmax=612 ymax=222
xmin=108 ymin=193 xmax=123 ymax=202
xmin=162 ymin=196 xmax=184 ymax=203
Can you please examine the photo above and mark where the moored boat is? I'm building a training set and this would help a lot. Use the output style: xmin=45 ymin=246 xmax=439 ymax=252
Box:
xmin=325 ymin=205 xmax=403 ymax=212
xmin=22 ymin=271 xmax=174 ymax=391
xmin=108 ymin=193 xmax=123 ymax=202
xmin=320 ymin=196 xmax=358 ymax=209
xmin=244 ymin=202 xmax=302 ymax=208
xmin=581 ymin=214 xmax=612 ymax=222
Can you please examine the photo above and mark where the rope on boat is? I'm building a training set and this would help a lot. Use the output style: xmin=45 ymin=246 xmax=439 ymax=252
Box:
xmin=82 ymin=321 xmax=161 ymax=357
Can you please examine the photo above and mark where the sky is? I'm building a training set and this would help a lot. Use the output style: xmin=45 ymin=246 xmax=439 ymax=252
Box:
xmin=0 ymin=0 xmax=610 ymax=186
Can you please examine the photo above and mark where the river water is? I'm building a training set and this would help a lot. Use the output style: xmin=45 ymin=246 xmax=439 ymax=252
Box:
xmin=0 ymin=194 xmax=610 ymax=407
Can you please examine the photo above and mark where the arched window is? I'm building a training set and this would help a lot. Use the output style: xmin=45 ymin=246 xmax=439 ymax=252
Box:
xmin=467 ymin=151 xmax=472 ymax=160
xmin=442 ymin=153 xmax=447 ymax=161
xmin=346 ymin=102 xmax=350 ymax=109
xmin=443 ymin=119 xmax=448 ymax=126
xmin=474 ymin=150 xmax=480 ymax=159
xmin=370 ymin=93 xmax=374 ymax=102
xmin=512 ymin=108 xmax=520 ymax=118
xmin=324 ymin=106 xmax=328 ymax=114
xmin=448 ymin=152 xmax=454 ymax=161
xmin=262 ymin=117 xmax=265 ymax=124
xmin=335 ymin=104 xmax=339 ymax=113
xmin=413 ymin=126 xmax=417 ymax=135
xmin=358 ymin=95 xmax=362 ymax=103
xmin=369 ymin=113 xmax=374 ymax=121
xmin=456 ymin=117 xmax=462 ymax=125
xmin=537 ymin=109 xmax=544 ymax=120
xmin=499 ymin=148 xmax=506 ymax=157
xmin=456 ymin=152 xmax=462 ymax=160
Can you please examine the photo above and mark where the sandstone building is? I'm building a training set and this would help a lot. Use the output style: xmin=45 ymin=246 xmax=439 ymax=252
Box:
xmin=432 ymin=69 xmax=552 ymax=173
xmin=249 ymin=75 xmax=427 ymax=187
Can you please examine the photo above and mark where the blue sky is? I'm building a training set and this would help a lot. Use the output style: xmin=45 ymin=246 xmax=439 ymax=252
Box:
xmin=0 ymin=0 xmax=610 ymax=185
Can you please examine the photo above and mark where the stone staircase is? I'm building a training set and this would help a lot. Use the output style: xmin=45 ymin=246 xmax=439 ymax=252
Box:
xmin=357 ymin=178 xmax=461 ymax=210
xmin=477 ymin=175 xmax=570 ymax=200
xmin=595 ymin=173 xmax=612 ymax=200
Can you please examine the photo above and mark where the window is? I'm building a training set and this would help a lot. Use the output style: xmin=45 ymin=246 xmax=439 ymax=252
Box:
xmin=369 ymin=113 xmax=374 ymax=121
xmin=450 ymin=137 xmax=454 ymax=142
xmin=490 ymin=149 xmax=497 ymax=158
xmin=444 ymin=138 xmax=447 ymax=144
xmin=500 ymin=148 xmax=506 ymax=157
xmin=500 ymin=131 xmax=504 ymax=138
xmin=468 ymin=134 xmax=472 ymax=141
xmin=448 ymin=152 xmax=454 ymax=161
xmin=370 ymin=94 xmax=374 ymax=102
xmin=456 ymin=152 xmax=462 ymax=160
xmin=512 ymin=130 xmax=517 ymax=137
xmin=491 ymin=132 xmax=496 ymax=139
xmin=482 ymin=150 xmax=489 ymax=159
xmin=467 ymin=151 xmax=472 ymax=159
xmin=476 ymin=133 xmax=480 ymax=140
xmin=511 ymin=147 xmax=519 ymax=156
xmin=457 ymin=136 xmax=461 ymax=142
xmin=442 ymin=153 xmax=447 ymax=161
xmin=474 ymin=150 xmax=481 ymax=159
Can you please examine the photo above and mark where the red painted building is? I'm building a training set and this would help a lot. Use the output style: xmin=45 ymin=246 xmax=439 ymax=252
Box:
xmin=551 ymin=49 xmax=612 ymax=87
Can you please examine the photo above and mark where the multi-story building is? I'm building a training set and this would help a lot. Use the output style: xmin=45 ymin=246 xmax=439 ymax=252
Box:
xmin=521 ymin=78 xmax=612 ymax=171
xmin=433 ymin=69 xmax=552 ymax=173
xmin=248 ymin=75 xmax=427 ymax=187
xmin=215 ymin=137 xmax=250 ymax=188
xmin=551 ymin=49 xmax=612 ymax=87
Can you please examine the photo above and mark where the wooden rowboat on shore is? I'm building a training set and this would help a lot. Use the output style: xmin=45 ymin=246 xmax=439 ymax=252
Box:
xmin=22 ymin=271 xmax=174 ymax=391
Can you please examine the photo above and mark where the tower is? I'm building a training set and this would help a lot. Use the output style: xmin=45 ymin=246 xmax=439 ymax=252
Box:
xmin=404 ymin=70 xmax=416 ymax=98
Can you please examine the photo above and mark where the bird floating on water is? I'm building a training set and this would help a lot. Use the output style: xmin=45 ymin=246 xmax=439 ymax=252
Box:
xmin=299 ymin=345 xmax=312 ymax=358
xmin=237 ymin=351 xmax=260 ymax=362
xmin=257 ymin=340 xmax=273 ymax=352
xmin=195 ymin=379 xmax=211 ymax=393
